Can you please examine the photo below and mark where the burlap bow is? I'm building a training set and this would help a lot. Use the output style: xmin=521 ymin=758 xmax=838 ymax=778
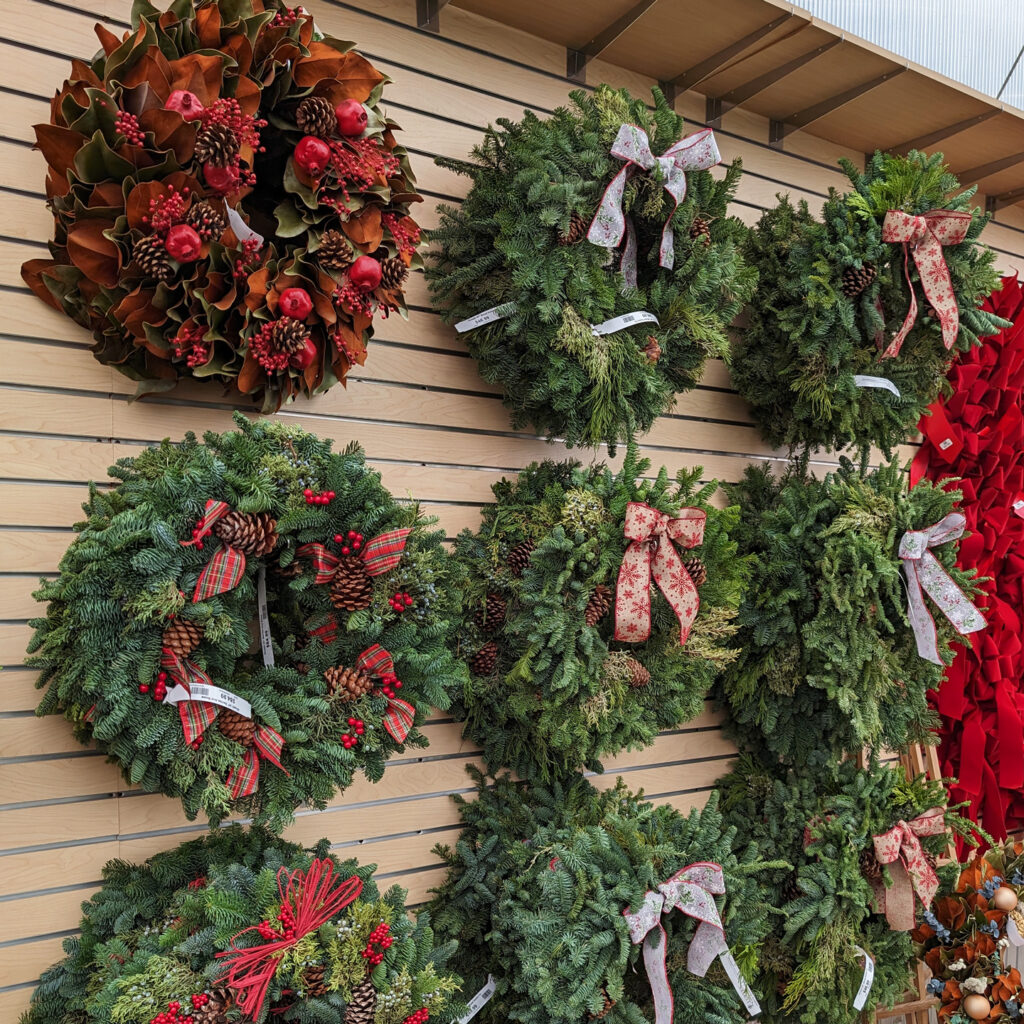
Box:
xmin=871 ymin=808 xmax=946 ymax=930
xmin=899 ymin=512 xmax=986 ymax=665
xmin=181 ymin=499 xmax=245 ymax=602
xmin=880 ymin=209 xmax=972 ymax=359
xmin=587 ymin=124 xmax=720 ymax=289
xmin=356 ymin=644 xmax=416 ymax=742
xmin=614 ymin=502 xmax=705 ymax=645
xmin=297 ymin=528 xmax=410 ymax=585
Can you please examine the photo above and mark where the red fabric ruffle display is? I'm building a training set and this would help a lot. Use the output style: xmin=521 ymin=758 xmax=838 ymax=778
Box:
xmin=912 ymin=275 xmax=1024 ymax=851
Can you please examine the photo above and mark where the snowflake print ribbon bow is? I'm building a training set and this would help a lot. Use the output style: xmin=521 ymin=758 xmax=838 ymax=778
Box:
xmin=357 ymin=644 xmax=416 ymax=742
xmin=587 ymin=124 xmax=720 ymax=290
xmin=614 ymin=502 xmax=705 ymax=645
xmin=871 ymin=808 xmax=946 ymax=930
xmin=297 ymin=528 xmax=411 ymax=585
xmin=880 ymin=209 xmax=972 ymax=359
xmin=899 ymin=512 xmax=986 ymax=665
xmin=181 ymin=499 xmax=246 ymax=602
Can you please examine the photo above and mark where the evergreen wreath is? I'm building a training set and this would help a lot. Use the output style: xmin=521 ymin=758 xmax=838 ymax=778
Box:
xmin=718 ymin=755 xmax=976 ymax=1024
xmin=426 ymin=85 xmax=756 ymax=449
xmin=430 ymin=769 xmax=775 ymax=1024
xmin=28 ymin=414 xmax=465 ymax=829
xmin=717 ymin=458 xmax=984 ymax=766
xmin=452 ymin=450 xmax=746 ymax=782
xmin=21 ymin=0 xmax=422 ymax=411
xmin=22 ymin=825 xmax=463 ymax=1024
xmin=731 ymin=151 xmax=1006 ymax=454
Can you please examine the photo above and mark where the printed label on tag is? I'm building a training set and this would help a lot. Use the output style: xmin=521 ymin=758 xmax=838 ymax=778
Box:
xmin=1014 ymin=499 xmax=1024 ymax=517
xmin=720 ymin=952 xmax=760 ymax=1016
xmin=258 ymin=566 xmax=275 ymax=668
xmin=1008 ymin=916 xmax=1024 ymax=946
xmin=163 ymin=683 xmax=252 ymax=719
xmin=457 ymin=975 xmax=496 ymax=1024
xmin=225 ymin=204 xmax=264 ymax=246
xmin=455 ymin=304 xmax=517 ymax=333
xmin=853 ymin=375 xmax=901 ymax=397
xmin=938 ymin=438 xmax=953 ymax=451
xmin=591 ymin=310 xmax=659 ymax=336
xmin=852 ymin=947 xmax=875 ymax=1010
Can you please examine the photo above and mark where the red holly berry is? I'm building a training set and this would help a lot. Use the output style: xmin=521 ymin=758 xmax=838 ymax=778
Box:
xmin=279 ymin=287 xmax=313 ymax=320
xmin=165 ymin=89 xmax=204 ymax=121
xmin=348 ymin=255 xmax=382 ymax=292
xmin=139 ymin=683 xmax=150 ymax=693
xmin=294 ymin=135 xmax=331 ymax=176
xmin=290 ymin=337 xmax=318 ymax=370
xmin=203 ymin=161 xmax=239 ymax=195
xmin=335 ymin=98 xmax=368 ymax=137
xmin=165 ymin=224 xmax=202 ymax=262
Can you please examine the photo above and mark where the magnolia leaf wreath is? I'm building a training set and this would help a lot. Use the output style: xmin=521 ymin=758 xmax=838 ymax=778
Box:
xmin=732 ymin=151 xmax=1006 ymax=454
xmin=452 ymin=449 xmax=746 ymax=782
xmin=28 ymin=414 xmax=465 ymax=829
xmin=23 ymin=825 xmax=464 ymax=1024
xmin=22 ymin=0 xmax=422 ymax=410
xmin=427 ymin=84 xmax=755 ymax=449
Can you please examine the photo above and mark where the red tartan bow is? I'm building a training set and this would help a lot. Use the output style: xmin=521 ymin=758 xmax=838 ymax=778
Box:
xmin=357 ymin=644 xmax=416 ymax=742
xmin=297 ymin=528 xmax=411 ymax=585
xmin=181 ymin=500 xmax=246 ymax=602
xmin=226 ymin=723 xmax=289 ymax=799
xmin=216 ymin=859 xmax=363 ymax=1018
xmin=162 ymin=646 xmax=217 ymax=744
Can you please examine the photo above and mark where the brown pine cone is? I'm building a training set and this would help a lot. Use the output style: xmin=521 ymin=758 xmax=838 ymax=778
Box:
xmin=587 ymin=988 xmax=616 ymax=1021
xmin=324 ymin=665 xmax=374 ymax=701
xmin=303 ymin=964 xmax=328 ymax=997
xmin=346 ymin=977 xmax=377 ymax=1024
xmin=186 ymin=201 xmax=227 ymax=242
xmin=379 ymin=256 xmax=409 ymax=291
xmin=133 ymin=235 xmax=174 ymax=281
xmin=642 ymin=336 xmax=661 ymax=364
xmin=192 ymin=988 xmax=232 ymax=1024
xmin=270 ymin=317 xmax=310 ymax=356
xmin=507 ymin=539 xmax=536 ymax=577
xmin=329 ymin=555 xmax=374 ymax=611
xmin=194 ymin=123 xmax=239 ymax=167
xmin=859 ymin=846 xmax=883 ymax=882
xmin=317 ymin=229 xmax=355 ymax=272
xmin=162 ymin=619 xmax=204 ymax=658
xmin=470 ymin=640 xmax=498 ymax=677
xmin=269 ymin=558 xmax=303 ymax=581
xmin=217 ymin=709 xmax=255 ymax=746
xmin=625 ymin=656 xmax=650 ymax=688
xmin=584 ymin=585 xmax=612 ymax=627
xmin=473 ymin=593 xmax=507 ymax=633
xmin=557 ymin=212 xmax=588 ymax=245
xmin=781 ymin=871 xmax=801 ymax=904
xmin=689 ymin=215 xmax=711 ymax=246
xmin=212 ymin=511 xmax=279 ymax=558
xmin=296 ymin=96 xmax=338 ymax=138
xmin=683 ymin=555 xmax=707 ymax=587
xmin=840 ymin=262 xmax=876 ymax=298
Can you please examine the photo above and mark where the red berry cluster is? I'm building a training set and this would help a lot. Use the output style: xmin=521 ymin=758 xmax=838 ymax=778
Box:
xmin=333 ymin=279 xmax=375 ymax=318
xmin=187 ymin=876 xmax=207 ymax=889
xmin=361 ymin=921 xmax=393 ymax=965
xmin=333 ymin=529 xmax=364 ymax=555
xmin=257 ymin=902 xmax=297 ymax=941
xmin=383 ymin=212 xmax=422 ymax=260
xmin=321 ymin=138 xmax=401 ymax=203
xmin=198 ymin=98 xmax=266 ymax=195
xmin=190 ymin=994 xmax=210 ymax=1010
xmin=333 ymin=326 xmax=366 ymax=365
xmin=172 ymin=324 xmax=209 ymax=368
xmin=186 ymin=343 xmax=210 ymax=369
xmin=402 ymin=1009 xmax=430 ymax=1024
xmin=342 ymin=716 xmax=365 ymax=748
xmin=149 ymin=1000 xmax=194 ymax=1024
xmin=378 ymin=672 xmax=403 ymax=699
xmin=389 ymin=592 xmax=414 ymax=613
xmin=144 ymin=185 xmax=191 ymax=236
xmin=270 ymin=4 xmax=304 ymax=25
xmin=234 ymin=237 xmax=264 ymax=279
xmin=114 ymin=109 xmax=146 ymax=146
xmin=139 ymin=670 xmax=169 ymax=700
xmin=249 ymin=322 xmax=291 ymax=372
xmin=304 ymin=488 xmax=335 ymax=506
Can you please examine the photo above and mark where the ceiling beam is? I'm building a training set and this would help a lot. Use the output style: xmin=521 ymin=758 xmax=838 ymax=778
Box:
xmin=888 ymin=109 xmax=1003 ymax=154
xmin=416 ymin=0 xmax=452 ymax=32
xmin=770 ymin=66 xmax=908 ymax=146
xmin=957 ymin=151 xmax=1024 ymax=185
xmin=987 ymin=186 xmax=1024 ymax=212
xmin=566 ymin=0 xmax=661 ymax=82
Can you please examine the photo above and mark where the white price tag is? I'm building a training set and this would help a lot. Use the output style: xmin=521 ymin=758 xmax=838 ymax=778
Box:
xmin=163 ymin=683 xmax=252 ymax=719
xmin=457 ymin=975 xmax=496 ymax=1024
xmin=258 ymin=566 xmax=275 ymax=668
xmin=938 ymin=438 xmax=954 ymax=451
xmin=225 ymin=204 xmax=264 ymax=246
xmin=591 ymin=310 xmax=659 ymax=336
xmin=455 ymin=304 xmax=517 ymax=333
xmin=1008 ymin=916 xmax=1024 ymax=946
xmin=720 ymin=952 xmax=760 ymax=1017
xmin=852 ymin=947 xmax=875 ymax=1010
xmin=853 ymin=375 xmax=901 ymax=397
xmin=1014 ymin=500 xmax=1024 ymax=511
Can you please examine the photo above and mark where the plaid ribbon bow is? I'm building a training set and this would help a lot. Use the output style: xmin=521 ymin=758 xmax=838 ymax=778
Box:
xmin=297 ymin=528 xmax=411 ymax=586
xmin=162 ymin=646 xmax=217 ymax=744
xmin=357 ymin=644 xmax=416 ymax=742
xmin=225 ymin=722 xmax=288 ymax=799
xmin=871 ymin=808 xmax=946 ymax=930
xmin=181 ymin=500 xmax=246 ymax=602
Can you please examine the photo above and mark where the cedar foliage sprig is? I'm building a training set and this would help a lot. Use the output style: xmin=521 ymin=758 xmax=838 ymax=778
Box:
xmin=731 ymin=150 xmax=1007 ymax=454
xmin=426 ymin=85 xmax=755 ymax=449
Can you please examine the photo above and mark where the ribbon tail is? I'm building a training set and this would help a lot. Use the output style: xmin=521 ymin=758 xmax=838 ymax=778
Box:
xmin=902 ymin=560 xmax=942 ymax=664
xmin=227 ymin=747 xmax=260 ymax=799
xmin=614 ymin=541 xmax=652 ymax=642
xmin=383 ymin=697 xmax=416 ymax=742
xmin=642 ymin=924 xmax=673 ymax=1024
xmin=620 ymin=218 xmax=639 ymax=291
xmin=915 ymin=233 xmax=959 ymax=349
xmin=687 ymin=919 xmax=727 ymax=977
xmin=918 ymin=550 xmax=987 ymax=638
xmin=193 ymin=545 xmax=246 ymax=602
xmin=587 ymin=163 xmax=632 ymax=250
xmin=882 ymin=861 xmax=918 ymax=930
xmin=254 ymin=725 xmax=288 ymax=775
xmin=880 ymin=242 xmax=918 ymax=360
xmin=650 ymin=539 xmax=699 ymax=645
xmin=179 ymin=699 xmax=217 ymax=745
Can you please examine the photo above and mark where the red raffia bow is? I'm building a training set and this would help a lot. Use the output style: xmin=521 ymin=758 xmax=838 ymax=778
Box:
xmin=880 ymin=209 xmax=972 ymax=359
xmin=870 ymin=807 xmax=946 ymax=930
xmin=357 ymin=644 xmax=416 ymax=742
xmin=614 ymin=502 xmax=706 ymax=645
xmin=181 ymin=500 xmax=246 ymax=602
xmin=216 ymin=859 xmax=363 ymax=1018
xmin=226 ymin=722 xmax=288 ymax=799
xmin=297 ymin=528 xmax=411 ymax=585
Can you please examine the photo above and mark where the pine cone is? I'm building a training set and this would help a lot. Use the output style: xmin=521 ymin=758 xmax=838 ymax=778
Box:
xmin=329 ymin=555 xmax=374 ymax=611
xmin=473 ymin=593 xmax=507 ymax=633
xmin=217 ymin=709 xmax=255 ymax=746
xmin=192 ymin=989 xmax=233 ymax=1024
xmin=269 ymin=558 xmax=303 ymax=581
xmin=324 ymin=665 xmax=374 ymax=701
xmin=186 ymin=200 xmax=227 ymax=242
xmin=840 ymin=262 xmax=877 ymax=298
xmin=470 ymin=640 xmax=498 ymax=677
xmin=379 ymin=256 xmax=409 ymax=291
xmin=194 ymin=123 xmax=239 ymax=167
xmin=270 ymin=317 xmax=311 ymax=356
xmin=303 ymin=964 xmax=328 ymax=997
xmin=642 ymin=336 xmax=661 ymax=364
xmin=689 ymin=216 xmax=712 ymax=246
xmin=683 ymin=555 xmax=707 ymax=587
xmin=584 ymin=585 xmax=612 ymax=627
xmin=557 ymin=212 xmax=588 ymax=245
xmin=296 ymin=96 xmax=338 ymax=138
xmin=212 ymin=511 xmax=279 ymax=557
xmin=588 ymin=988 xmax=616 ymax=1021
xmin=317 ymin=229 xmax=355 ymax=272
xmin=133 ymin=235 xmax=174 ymax=281
xmin=346 ymin=977 xmax=377 ymax=1024
xmin=162 ymin=619 xmax=204 ymax=658
xmin=625 ymin=656 xmax=650 ymax=688
xmin=859 ymin=846 xmax=883 ymax=882
xmin=507 ymin=539 xmax=536 ymax=577
xmin=781 ymin=871 xmax=801 ymax=904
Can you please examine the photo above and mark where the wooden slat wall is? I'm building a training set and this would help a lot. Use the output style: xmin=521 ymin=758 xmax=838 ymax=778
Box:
xmin=2 ymin=0 xmax=1023 ymax=1015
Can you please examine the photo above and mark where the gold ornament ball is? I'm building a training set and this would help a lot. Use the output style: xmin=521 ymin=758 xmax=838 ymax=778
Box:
xmin=963 ymin=993 xmax=992 ymax=1020
xmin=993 ymin=885 xmax=1019 ymax=911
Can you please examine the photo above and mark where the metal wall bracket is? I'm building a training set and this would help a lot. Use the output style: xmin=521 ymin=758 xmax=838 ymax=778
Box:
xmin=416 ymin=0 xmax=450 ymax=33
xmin=564 ymin=0 xmax=660 ymax=83
xmin=705 ymin=96 xmax=723 ymax=128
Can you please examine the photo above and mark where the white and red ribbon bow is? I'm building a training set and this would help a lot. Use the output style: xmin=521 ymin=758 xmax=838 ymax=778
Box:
xmin=587 ymin=124 xmax=720 ymax=289
xmin=871 ymin=808 xmax=946 ymax=930
xmin=614 ymin=502 xmax=705 ymax=645
xmin=880 ymin=209 xmax=972 ymax=359
xmin=898 ymin=512 xmax=986 ymax=665
xmin=356 ymin=644 xmax=416 ymax=742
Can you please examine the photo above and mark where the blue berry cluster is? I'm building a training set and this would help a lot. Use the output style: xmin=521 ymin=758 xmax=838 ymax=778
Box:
xmin=926 ymin=978 xmax=944 ymax=996
xmin=980 ymin=874 xmax=1004 ymax=900
xmin=923 ymin=909 xmax=951 ymax=943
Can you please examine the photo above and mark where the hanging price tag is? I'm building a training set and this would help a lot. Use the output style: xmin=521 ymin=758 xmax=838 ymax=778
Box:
xmin=853 ymin=375 xmax=901 ymax=397
xmin=258 ymin=566 xmax=275 ymax=668
xmin=163 ymin=683 xmax=252 ymax=718
xmin=457 ymin=975 xmax=496 ymax=1024
xmin=721 ymin=951 xmax=761 ymax=1016
xmin=455 ymin=304 xmax=517 ymax=333
xmin=1013 ymin=497 xmax=1024 ymax=520
xmin=852 ymin=946 xmax=876 ymax=1010
xmin=591 ymin=310 xmax=659 ymax=336
xmin=225 ymin=203 xmax=264 ymax=246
